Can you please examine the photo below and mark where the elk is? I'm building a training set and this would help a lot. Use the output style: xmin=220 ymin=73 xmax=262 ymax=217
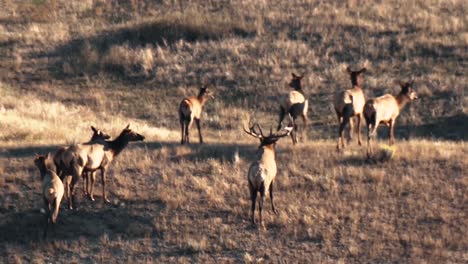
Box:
xmin=333 ymin=67 xmax=367 ymax=150
xmin=179 ymin=85 xmax=214 ymax=144
xmin=277 ymin=73 xmax=308 ymax=144
xmin=34 ymin=153 xmax=64 ymax=239
xmin=60 ymin=125 xmax=144 ymax=209
xmin=53 ymin=126 xmax=111 ymax=197
xmin=244 ymin=120 xmax=293 ymax=229
xmin=364 ymin=80 xmax=418 ymax=158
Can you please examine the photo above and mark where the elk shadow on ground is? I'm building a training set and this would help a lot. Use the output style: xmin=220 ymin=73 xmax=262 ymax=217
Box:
xmin=0 ymin=205 xmax=161 ymax=244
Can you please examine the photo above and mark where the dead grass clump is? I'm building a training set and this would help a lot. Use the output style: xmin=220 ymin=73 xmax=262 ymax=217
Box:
xmin=102 ymin=44 xmax=154 ymax=75
xmin=186 ymin=236 xmax=208 ymax=253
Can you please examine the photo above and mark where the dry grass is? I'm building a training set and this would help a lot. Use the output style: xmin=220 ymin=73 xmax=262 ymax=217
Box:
xmin=0 ymin=0 xmax=467 ymax=263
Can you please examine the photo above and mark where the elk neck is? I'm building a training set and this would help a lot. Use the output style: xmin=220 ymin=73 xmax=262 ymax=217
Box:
xmin=197 ymin=94 xmax=210 ymax=105
xmin=395 ymin=93 xmax=412 ymax=110
xmin=107 ymin=133 xmax=130 ymax=157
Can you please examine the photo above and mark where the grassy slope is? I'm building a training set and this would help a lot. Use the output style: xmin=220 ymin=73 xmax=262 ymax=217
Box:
xmin=0 ymin=0 xmax=467 ymax=263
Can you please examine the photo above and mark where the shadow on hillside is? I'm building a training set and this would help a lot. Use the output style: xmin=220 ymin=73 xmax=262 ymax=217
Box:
xmin=0 ymin=144 xmax=63 ymax=158
xmin=0 ymin=205 xmax=161 ymax=244
xmin=401 ymin=114 xmax=468 ymax=141
xmin=32 ymin=18 xmax=254 ymax=82
xmin=140 ymin=141 xmax=258 ymax=162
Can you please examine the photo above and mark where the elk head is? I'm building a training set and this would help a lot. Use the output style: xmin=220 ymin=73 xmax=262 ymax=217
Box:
xmin=289 ymin=73 xmax=304 ymax=91
xmin=346 ymin=67 xmax=366 ymax=87
xmin=399 ymin=80 xmax=418 ymax=100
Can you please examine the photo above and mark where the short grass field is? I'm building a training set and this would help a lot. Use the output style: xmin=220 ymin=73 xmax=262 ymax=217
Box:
xmin=0 ymin=0 xmax=466 ymax=263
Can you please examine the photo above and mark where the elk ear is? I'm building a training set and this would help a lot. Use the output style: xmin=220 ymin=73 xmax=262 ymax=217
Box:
xmin=292 ymin=73 xmax=298 ymax=78
xmin=359 ymin=68 xmax=367 ymax=73
xmin=46 ymin=152 xmax=52 ymax=160
xmin=125 ymin=124 xmax=130 ymax=129
xmin=346 ymin=66 xmax=352 ymax=73
xmin=91 ymin=126 xmax=97 ymax=132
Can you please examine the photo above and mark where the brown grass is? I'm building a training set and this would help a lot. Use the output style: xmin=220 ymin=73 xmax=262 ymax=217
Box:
xmin=0 ymin=0 xmax=467 ymax=263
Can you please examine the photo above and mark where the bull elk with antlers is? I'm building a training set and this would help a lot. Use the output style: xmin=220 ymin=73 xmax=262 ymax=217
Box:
xmin=244 ymin=120 xmax=293 ymax=229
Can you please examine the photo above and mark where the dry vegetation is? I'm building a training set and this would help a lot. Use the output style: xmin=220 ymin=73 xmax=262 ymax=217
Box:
xmin=0 ymin=0 xmax=467 ymax=263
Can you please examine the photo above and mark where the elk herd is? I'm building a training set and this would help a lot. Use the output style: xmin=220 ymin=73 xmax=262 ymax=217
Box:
xmin=33 ymin=66 xmax=418 ymax=236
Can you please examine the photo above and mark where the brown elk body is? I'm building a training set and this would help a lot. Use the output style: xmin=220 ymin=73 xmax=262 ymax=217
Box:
xmin=278 ymin=73 xmax=308 ymax=144
xmin=34 ymin=153 xmax=64 ymax=238
xmin=244 ymin=122 xmax=292 ymax=229
xmin=364 ymin=81 xmax=418 ymax=158
xmin=179 ymin=86 xmax=213 ymax=144
xmin=60 ymin=125 xmax=144 ymax=209
xmin=333 ymin=67 xmax=367 ymax=150
xmin=53 ymin=126 xmax=111 ymax=198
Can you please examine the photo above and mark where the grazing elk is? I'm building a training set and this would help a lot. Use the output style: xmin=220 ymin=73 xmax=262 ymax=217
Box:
xmin=53 ymin=126 xmax=111 ymax=197
xmin=278 ymin=73 xmax=308 ymax=144
xmin=364 ymin=80 xmax=418 ymax=158
xmin=179 ymin=85 xmax=214 ymax=144
xmin=334 ymin=67 xmax=367 ymax=150
xmin=60 ymin=125 xmax=144 ymax=209
xmin=244 ymin=121 xmax=293 ymax=229
xmin=34 ymin=153 xmax=64 ymax=239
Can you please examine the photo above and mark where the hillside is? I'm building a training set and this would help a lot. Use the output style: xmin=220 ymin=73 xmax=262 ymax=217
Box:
xmin=0 ymin=0 xmax=466 ymax=263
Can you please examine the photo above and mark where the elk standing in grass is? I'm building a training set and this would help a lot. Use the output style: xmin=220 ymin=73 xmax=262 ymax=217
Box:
xmin=364 ymin=80 xmax=418 ymax=158
xmin=278 ymin=73 xmax=308 ymax=144
xmin=244 ymin=121 xmax=292 ymax=229
xmin=34 ymin=153 xmax=64 ymax=239
xmin=59 ymin=125 xmax=144 ymax=209
xmin=334 ymin=67 xmax=367 ymax=150
xmin=53 ymin=126 xmax=111 ymax=197
xmin=179 ymin=86 xmax=214 ymax=144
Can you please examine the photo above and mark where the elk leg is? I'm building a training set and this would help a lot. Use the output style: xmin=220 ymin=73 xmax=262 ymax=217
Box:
xmin=180 ymin=115 xmax=185 ymax=144
xmin=66 ymin=176 xmax=73 ymax=210
xmin=357 ymin=114 xmax=362 ymax=146
xmin=269 ymin=182 xmax=278 ymax=214
xmin=70 ymin=177 xmax=78 ymax=210
xmin=88 ymin=171 xmax=96 ymax=201
xmin=185 ymin=120 xmax=191 ymax=145
xmin=250 ymin=183 xmax=257 ymax=226
xmin=301 ymin=114 xmax=307 ymax=142
xmin=338 ymin=116 xmax=350 ymax=149
xmin=259 ymin=184 xmax=266 ymax=229
xmin=367 ymin=123 xmax=374 ymax=158
xmin=290 ymin=119 xmax=297 ymax=145
xmin=101 ymin=169 xmax=110 ymax=203
xmin=195 ymin=118 xmax=203 ymax=144
xmin=389 ymin=120 xmax=395 ymax=145
xmin=277 ymin=106 xmax=286 ymax=131
xmin=82 ymin=172 xmax=88 ymax=195
xmin=348 ymin=117 xmax=354 ymax=143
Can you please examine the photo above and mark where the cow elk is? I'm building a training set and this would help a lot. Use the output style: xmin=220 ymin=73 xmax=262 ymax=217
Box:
xmin=244 ymin=121 xmax=293 ymax=229
xmin=179 ymin=85 xmax=214 ymax=144
xmin=60 ymin=125 xmax=144 ymax=209
xmin=364 ymin=80 xmax=418 ymax=158
xmin=53 ymin=126 xmax=111 ymax=197
xmin=333 ymin=67 xmax=367 ymax=150
xmin=278 ymin=73 xmax=308 ymax=144
xmin=34 ymin=153 xmax=64 ymax=239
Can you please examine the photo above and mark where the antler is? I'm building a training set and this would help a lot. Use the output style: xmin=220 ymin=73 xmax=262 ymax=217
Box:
xmin=243 ymin=123 xmax=263 ymax=139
